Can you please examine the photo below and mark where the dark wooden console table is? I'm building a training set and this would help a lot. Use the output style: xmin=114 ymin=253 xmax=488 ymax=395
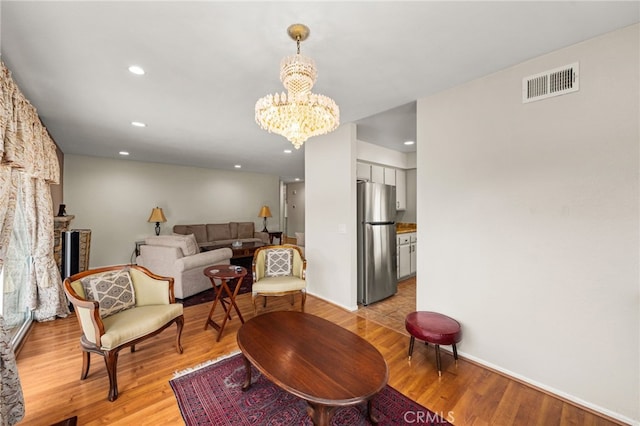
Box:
xmin=267 ymin=231 xmax=282 ymax=244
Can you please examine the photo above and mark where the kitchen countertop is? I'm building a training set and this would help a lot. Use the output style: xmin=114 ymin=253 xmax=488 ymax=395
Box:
xmin=396 ymin=223 xmax=416 ymax=234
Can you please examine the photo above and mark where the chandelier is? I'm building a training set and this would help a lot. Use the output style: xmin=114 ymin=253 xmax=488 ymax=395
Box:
xmin=255 ymin=24 xmax=340 ymax=149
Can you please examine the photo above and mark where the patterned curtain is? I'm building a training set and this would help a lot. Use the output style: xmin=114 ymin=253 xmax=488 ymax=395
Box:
xmin=0 ymin=61 xmax=68 ymax=321
xmin=0 ymin=316 xmax=24 ymax=425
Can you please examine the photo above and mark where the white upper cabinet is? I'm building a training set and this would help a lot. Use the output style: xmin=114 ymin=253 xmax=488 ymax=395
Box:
xmin=384 ymin=167 xmax=396 ymax=186
xmin=356 ymin=162 xmax=371 ymax=181
xmin=357 ymin=161 xmax=407 ymax=210
xmin=395 ymin=169 xmax=406 ymax=210
xmin=370 ymin=164 xmax=385 ymax=183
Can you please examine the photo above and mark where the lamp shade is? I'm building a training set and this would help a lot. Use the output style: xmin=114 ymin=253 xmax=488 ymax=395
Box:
xmin=147 ymin=207 xmax=167 ymax=223
xmin=258 ymin=205 xmax=272 ymax=218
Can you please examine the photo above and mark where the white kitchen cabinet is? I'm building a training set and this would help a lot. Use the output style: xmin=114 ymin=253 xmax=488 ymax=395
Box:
xmin=397 ymin=233 xmax=411 ymax=279
xmin=398 ymin=241 xmax=411 ymax=278
xmin=371 ymin=164 xmax=385 ymax=183
xmin=356 ymin=162 xmax=371 ymax=181
xmin=384 ymin=167 xmax=396 ymax=186
xmin=398 ymin=232 xmax=416 ymax=279
xmin=395 ymin=169 xmax=406 ymax=210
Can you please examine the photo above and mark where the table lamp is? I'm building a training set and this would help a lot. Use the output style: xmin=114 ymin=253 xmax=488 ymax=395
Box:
xmin=148 ymin=207 xmax=167 ymax=236
xmin=258 ymin=205 xmax=272 ymax=232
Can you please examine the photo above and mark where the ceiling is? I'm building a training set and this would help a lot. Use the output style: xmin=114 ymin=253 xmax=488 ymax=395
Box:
xmin=1 ymin=2 xmax=637 ymax=182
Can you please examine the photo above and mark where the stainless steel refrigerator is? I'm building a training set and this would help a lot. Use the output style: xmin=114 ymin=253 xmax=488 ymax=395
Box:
xmin=357 ymin=181 xmax=398 ymax=305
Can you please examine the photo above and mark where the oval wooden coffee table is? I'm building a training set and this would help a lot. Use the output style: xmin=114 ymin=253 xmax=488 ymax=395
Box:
xmin=237 ymin=311 xmax=388 ymax=425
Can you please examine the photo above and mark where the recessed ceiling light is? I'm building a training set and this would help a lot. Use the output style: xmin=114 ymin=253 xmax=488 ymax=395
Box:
xmin=128 ymin=65 xmax=145 ymax=75
xmin=294 ymin=178 xmax=300 ymax=181
xmin=119 ymin=151 xmax=130 ymax=156
xmin=404 ymin=140 xmax=415 ymax=145
xmin=131 ymin=121 xmax=146 ymax=127
xmin=234 ymin=164 xmax=242 ymax=169
xmin=284 ymin=149 xmax=292 ymax=154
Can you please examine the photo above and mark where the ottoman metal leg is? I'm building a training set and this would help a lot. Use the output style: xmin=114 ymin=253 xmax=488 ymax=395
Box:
xmin=408 ymin=336 xmax=415 ymax=359
xmin=453 ymin=344 xmax=458 ymax=360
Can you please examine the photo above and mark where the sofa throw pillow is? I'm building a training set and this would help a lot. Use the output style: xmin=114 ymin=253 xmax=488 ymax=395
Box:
xmin=265 ymin=248 xmax=293 ymax=277
xmin=295 ymin=232 xmax=305 ymax=247
xmin=181 ymin=234 xmax=199 ymax=256
xmin=80 ymin=269 xmax=136 ymax=318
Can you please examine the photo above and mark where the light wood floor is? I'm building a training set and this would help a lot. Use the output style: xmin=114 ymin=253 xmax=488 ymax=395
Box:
xmin=17 ymin=287 xmax=621 ymax=425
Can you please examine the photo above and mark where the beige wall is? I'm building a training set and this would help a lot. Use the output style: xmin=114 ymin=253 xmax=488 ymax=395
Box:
xmin=64 ymin=155 xmax=280 ymax=267
xmin=417 ymin=24 xmax=638 ymax=422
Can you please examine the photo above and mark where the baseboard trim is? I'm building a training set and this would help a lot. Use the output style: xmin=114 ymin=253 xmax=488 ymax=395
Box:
xmin=306 ymin=292 xmax=357 ymax=312
xmin=455 ymin=350 xmax=635 ymax=426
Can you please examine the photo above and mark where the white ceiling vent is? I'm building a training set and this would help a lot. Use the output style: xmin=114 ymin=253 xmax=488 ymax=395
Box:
xmin=522 ymin=62 xmax=579 ymax=103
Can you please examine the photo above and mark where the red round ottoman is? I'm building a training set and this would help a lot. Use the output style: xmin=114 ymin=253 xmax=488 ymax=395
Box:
xmin=405 ymin=311 xmax=462 ymax=376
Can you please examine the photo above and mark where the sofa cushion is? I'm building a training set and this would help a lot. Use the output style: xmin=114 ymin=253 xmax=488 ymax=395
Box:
xmin=237 ymin=222 xmax=255 ymax=239
xmin=229 ymin=222 xmax=238 ymax=239
xmin=173 ymin=224 xmax=207 ymax=244
xmin=207 ymin=223 xmax=231 ymax=241
xmin=264 ymin=248 xmax=293 ymax=277
xmin=80 ymin=269 xmax=136 ymax=318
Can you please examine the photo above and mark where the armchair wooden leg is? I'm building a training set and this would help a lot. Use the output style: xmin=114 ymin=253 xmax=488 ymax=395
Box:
xmin=81 ymin=351 xmax=90 ymax=380
xmin=263 ymin=296 xmax=268 ymax=308
xmin=252 ymin=295 xmax=258 ymax=315
xmin=175 ymin=316 xmax=184 ymax=354
xmin=301 ymin=291 xmax=306 ymax=312
xmin=131 ymin=345 xmax=136 ymax=353
xmin=104 ymin=350 xmax=120 ymax=402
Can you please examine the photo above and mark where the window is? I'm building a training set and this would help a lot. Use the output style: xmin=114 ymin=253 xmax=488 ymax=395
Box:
xmin=1 ymin=177 xmax=33 ymax=348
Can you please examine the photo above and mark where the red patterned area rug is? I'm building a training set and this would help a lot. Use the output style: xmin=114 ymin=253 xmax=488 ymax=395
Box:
xmin=170 ymin=352 xmax=452 ymax=425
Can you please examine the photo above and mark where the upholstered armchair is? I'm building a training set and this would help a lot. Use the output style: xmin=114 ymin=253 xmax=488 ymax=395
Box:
xmin=251 ymin=245 xmax=306 ymax=313
xmin=63 ymin=265 xmax=184 ymax=401
xmin=136 ymin=234 xmax=233 ymax=299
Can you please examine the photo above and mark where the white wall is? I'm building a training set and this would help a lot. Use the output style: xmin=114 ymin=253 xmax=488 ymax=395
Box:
xmin=417 ymin=24 xmax=638 ymax=423
xmin=305 ymin=123 xmax=358 ymax=310
xmin=357 ymin=139 xmax=410 ymax=169
xmin=64 ymin=155 xmax=280 ymax=267
xmin=285 ymin=181 xmax=305 ymax=237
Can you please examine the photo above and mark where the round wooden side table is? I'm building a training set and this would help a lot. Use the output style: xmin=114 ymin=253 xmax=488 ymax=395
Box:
xmin=203 ymin=264 xmax=247 ymax=342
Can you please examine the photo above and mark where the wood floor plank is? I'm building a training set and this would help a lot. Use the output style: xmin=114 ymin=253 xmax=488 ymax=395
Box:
xmin=16 ymin=286 xmax=623 ymax=425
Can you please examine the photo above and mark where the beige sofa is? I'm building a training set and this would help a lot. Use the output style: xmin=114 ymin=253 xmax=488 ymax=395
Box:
xmin=136 ymin=234 xmax=232 ymax=299
xmin=173 ymin=222 xmax=269 ymax=248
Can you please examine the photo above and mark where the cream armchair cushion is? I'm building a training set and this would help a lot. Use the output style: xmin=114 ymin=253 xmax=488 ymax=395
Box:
xmin=252 ymin=245 xmax=306 ymax=313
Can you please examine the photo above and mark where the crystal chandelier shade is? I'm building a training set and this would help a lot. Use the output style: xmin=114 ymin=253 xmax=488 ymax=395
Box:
xmin=255 ymin=24 xmax=340 ymax=149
